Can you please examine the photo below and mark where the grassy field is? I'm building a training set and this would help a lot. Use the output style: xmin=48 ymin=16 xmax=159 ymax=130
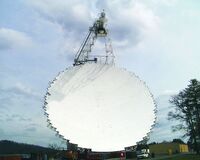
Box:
xmin=109 ymin=154 xmax=200 ymax=160
xmin=154 ymin=154 xmax=200 ymax=160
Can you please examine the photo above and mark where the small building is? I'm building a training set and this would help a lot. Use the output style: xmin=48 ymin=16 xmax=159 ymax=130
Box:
xmin=149 ymin=142 xmax=189 ymax=155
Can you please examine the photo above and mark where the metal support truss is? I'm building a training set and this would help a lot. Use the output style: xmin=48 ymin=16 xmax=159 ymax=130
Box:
xmin=73 ymin=11 xmax=115 ymax=66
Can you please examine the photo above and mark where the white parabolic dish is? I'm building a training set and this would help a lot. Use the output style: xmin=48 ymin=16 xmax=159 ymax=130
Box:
xmin=46 ymin=63 xmax=155 ymax=151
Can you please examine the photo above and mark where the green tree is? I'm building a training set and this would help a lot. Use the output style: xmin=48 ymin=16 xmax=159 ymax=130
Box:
xmin=172 ymin=138 xmax=185 ymax=144
xmin=168 ymin=79 xmax=200 ymax=154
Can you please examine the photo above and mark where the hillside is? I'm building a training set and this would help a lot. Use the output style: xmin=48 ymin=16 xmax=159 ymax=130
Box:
xmin=0 ymin=140 xmax=57 ymax=154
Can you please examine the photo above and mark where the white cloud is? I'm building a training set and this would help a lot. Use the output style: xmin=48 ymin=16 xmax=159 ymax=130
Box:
xmin=0 ymin=82 xmax=41 ymax=100
xmin=14 ymin=82 xmax=41 ymax=99
xmin=153 ymin=0 xmax=178 ymax=6
xmin=162 ymin=90 xmax=178 ymax=95
xmin=0 ymin=28 xmax=33 ymax=50
xmin=94 ymin=0 xmax=160 ymax=46
xmin=25 ymin=0 xmax=92 ymax=32
xmin=25 ymin=0 xmax=160 ymax=50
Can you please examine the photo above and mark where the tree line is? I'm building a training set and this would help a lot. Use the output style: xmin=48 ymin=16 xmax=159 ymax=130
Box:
xmin=168 ymin=79 xmax=200 ymax=154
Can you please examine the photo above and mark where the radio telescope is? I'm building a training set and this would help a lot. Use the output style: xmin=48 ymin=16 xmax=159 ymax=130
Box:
xmin=44 ymin=11 xmax=155 ymax=151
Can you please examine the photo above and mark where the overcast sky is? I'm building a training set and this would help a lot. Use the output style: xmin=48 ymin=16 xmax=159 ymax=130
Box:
xmin=0 ymin=0 xmax=200 ymax=147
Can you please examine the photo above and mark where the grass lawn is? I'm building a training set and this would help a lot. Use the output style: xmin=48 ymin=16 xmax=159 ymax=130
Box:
xmin=155 ymin=154 xmax=200 ymax=160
